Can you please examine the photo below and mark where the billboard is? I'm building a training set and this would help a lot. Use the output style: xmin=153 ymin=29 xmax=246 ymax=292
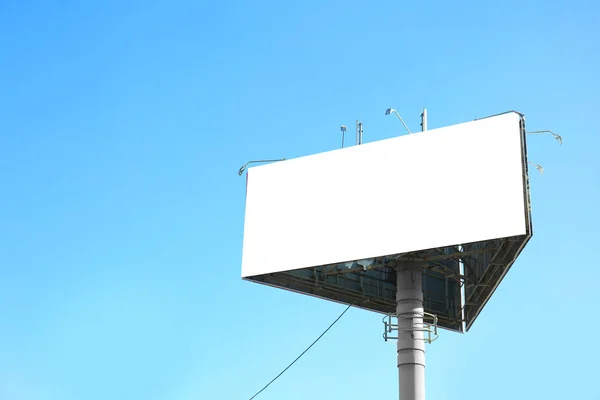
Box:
xmin=240 ymin=111 xmax=532 ymax=332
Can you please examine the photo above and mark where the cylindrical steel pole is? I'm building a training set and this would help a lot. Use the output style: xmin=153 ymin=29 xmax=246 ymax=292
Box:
xmin=396 ymin=263 xmax=425 ymax=400
xmin=421 ymin=109 xmax=428 ymax=132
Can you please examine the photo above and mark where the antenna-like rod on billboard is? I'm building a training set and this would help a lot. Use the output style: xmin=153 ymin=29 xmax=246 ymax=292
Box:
xmin=353 ymin=120 xmax=364 ymax=145
xmin=358 ymin=121 xmax=363 ymax=145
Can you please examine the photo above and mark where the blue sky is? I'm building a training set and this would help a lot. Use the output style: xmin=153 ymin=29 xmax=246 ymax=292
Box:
xmin=0 ymin=0 xmax=599 ymax=399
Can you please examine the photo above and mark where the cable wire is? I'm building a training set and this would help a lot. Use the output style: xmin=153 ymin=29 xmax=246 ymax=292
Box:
xmin=248 ymin=303 xmax=353 ymax=400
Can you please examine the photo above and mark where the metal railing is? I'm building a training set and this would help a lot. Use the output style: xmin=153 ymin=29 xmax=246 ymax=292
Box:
xmin=382 ymin=312 xmax=439 ymax=344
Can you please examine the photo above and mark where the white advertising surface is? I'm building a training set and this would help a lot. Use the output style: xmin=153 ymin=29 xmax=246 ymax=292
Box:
xmin=242 ymin=113 xmax=526 ymax=278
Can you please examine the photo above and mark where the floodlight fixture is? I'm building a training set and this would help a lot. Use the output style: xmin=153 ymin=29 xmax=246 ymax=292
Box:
xmin=385 ymin=108 xmax=413 ymax=135
xmin=340 ymin=125 xmax=347 ymax=148
xmin=529 ymin=162 xmax=544 ymax=175
xmin=238 ymin=158 xmax=286 ymax=176
xmin=527 ymin=130 xmax=562 ymax=145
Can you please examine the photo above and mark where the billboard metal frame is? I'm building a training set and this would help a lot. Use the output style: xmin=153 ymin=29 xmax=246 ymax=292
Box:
xmin=242 ymin=111 xmax=532 ymax=333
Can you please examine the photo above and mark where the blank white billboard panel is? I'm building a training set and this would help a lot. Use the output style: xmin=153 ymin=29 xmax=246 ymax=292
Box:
xmin=242 ymin=113 xmax=526 ymax=278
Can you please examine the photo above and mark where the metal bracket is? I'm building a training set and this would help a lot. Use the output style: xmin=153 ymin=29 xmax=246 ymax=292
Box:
xmin=382 ymin=312 xmax=439 ymax=344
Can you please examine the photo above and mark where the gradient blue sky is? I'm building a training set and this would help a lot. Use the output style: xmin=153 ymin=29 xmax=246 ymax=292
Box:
xmin=1 ymin=1 xmax=599 ymax=399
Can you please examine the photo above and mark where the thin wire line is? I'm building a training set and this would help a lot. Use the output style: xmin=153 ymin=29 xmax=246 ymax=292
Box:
xmin=248 ymin=303 xmax=353 ymax=400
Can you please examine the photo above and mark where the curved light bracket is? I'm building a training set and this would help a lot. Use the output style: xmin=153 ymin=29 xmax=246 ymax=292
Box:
xmin=385 ymin=108 xmax=413 ymax=135
xmin=238 ymin=158 xmax=287 ymax=176
xmin=528 ymin=162 xmax=544 ymax=175
xmin=527 ymin=130 xmax=562 ymax=145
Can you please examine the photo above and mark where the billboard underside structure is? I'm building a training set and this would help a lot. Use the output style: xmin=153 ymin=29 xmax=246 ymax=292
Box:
xmin=241 ymin=112 xmax=532 ymax=332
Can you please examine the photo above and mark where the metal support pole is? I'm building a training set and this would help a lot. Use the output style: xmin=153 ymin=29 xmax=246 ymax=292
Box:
xmin=396 ymin=263 xmax=425 ymax=400
xmin=421 ymin=109 xmax=427 ymax=132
